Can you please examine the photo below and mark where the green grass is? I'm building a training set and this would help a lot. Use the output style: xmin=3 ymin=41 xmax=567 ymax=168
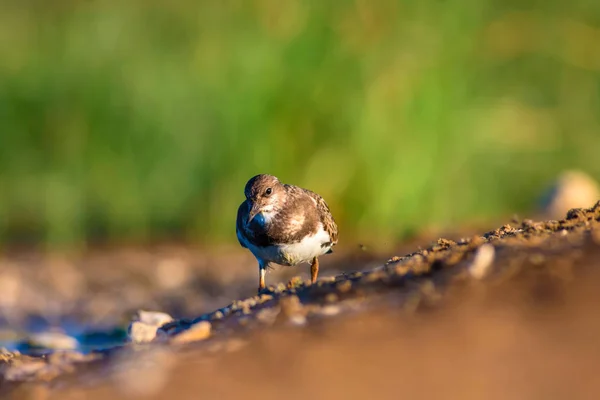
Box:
xmin=1 ymin=0 xmax=600 ymax=248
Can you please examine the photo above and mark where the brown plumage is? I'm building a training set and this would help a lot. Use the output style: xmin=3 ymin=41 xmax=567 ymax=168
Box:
xmin=236 ymin=174 xmax=338 ymax=292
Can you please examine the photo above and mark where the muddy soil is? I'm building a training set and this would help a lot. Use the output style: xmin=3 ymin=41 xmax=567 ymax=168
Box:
xmin=2 ymin=203 xmax=600 ymax=399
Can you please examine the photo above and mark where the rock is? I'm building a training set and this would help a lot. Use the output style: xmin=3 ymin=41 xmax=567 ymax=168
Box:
xmin=336 ymin=280 xmax=352 ymax=293
xmin=287 ymin=276 xmax=304 ymax=289
xmin=540 ymin=170 xmax=600 ymax=219
xmin=133 ymin=310 xmax=174 ymax=327
xmin=468 ymin=244 xmax=495 ymax=280
xmin=128 ymin=322 xmax=160 ymax=344
xmin=127 ymin=311 xmax=174 ymax=344
xmin=25 ymin=331 xmax=79 ymax=350
xmin=319 ymin=305 xmax=341 ymax=317
xmin=170 ymin=321 xmax=211 ymax=344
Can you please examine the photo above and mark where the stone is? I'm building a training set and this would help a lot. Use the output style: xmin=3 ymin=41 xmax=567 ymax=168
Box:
xmin=128 ymin=322 xmax=159 ymax=344
xmin=26 ymin=332 xmax=78 ymax=350
xmin=170 ymin=321 xmax=212 ymax=344
xmin=468 ymin=244 xmax=495 ymax=280
xmin=134 ymin=310 xmax=174 ymax=327
xmin=336 ymin=280 xmax=352 ymax=293
xmin=540 ymin=170 xmax=600 ymax=219
xmin=127 ymin=310 xmax=174 ymax=344
xmin=319 ymin=305 xmax=341 ymax=317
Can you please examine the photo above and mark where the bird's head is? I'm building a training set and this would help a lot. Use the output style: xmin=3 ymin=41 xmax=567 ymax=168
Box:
xmin=244 ymin=174 xmax=285 ymax=224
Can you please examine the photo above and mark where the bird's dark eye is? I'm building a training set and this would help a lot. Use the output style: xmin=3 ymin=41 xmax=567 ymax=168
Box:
xmin=265 ymin=187 xmax=272 ymax=196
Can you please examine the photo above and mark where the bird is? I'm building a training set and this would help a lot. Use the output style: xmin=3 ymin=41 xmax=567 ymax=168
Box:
xmin=236 ymin=174 xmax=338 ymax=293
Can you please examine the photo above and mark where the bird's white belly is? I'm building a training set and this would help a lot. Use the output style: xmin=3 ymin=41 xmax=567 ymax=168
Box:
xmin=246 ymin=225 xmax=332 ymax=266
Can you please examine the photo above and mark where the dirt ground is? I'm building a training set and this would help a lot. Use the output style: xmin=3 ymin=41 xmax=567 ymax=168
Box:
xmin=2 ymin=203 xmax=600 ymax=399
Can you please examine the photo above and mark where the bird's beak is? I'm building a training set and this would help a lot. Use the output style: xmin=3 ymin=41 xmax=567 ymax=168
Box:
xmin=247 ymin=203 xmax=262 ymax=224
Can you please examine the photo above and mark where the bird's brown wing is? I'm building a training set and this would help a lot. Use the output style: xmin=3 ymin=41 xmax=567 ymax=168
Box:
xmin=298 ymin=187 xmax=339 ymax=248
xmin=316 ymin=193 xmax=339 ymax=246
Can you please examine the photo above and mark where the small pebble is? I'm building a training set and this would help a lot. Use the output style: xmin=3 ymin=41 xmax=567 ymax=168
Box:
xmin=170 ymin=321 xmax=212 ymax=345
xmin=212 ymin=311 xmax=224 ymax=320
xmin=276 ymin=283 xmax=287 ymax=292
xmin=320 ymin=276 xmax=336 ymax=283
xmin=128 ymin=322 xmax=160 ymax=344
xmin=540 ymin=170 xmax=600 ymax=219
xmin=388 ymin=256 xmax=402 ymax=263
xmin=134 ymin=311 xmax=174 ymax=327
xmin=288 ymin=314 xmax=307 ymax=326
xmin=26 ymin=332 xmax=78 ymax=350
xmin=287 ymin=276 xmax=304 ymax=289
xmin=320 ymin=305 xmax=341 ymax=317
xmin=128 ymin=311 xmax=174 ymax=343
xmin=336 ymin=280 xmax=352 ymax=293
xmin=468 ymin=244 xmax=495 ymax=280
xmin=259 ymin=294 xmax=273 ymax=302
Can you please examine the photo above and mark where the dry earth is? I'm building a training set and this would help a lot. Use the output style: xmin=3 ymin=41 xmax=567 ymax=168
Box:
xmin=2 ymin=203 xmax=600 ymax=399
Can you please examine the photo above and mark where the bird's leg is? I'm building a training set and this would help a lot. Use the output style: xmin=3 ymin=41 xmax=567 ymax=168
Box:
xmin=310 ymin=257 xmax=319 ymax=284
xmin=258 ymin=262 xmax=267 ymax=293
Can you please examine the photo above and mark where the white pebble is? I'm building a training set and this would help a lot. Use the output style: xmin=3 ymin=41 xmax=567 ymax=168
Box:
xmin=26 ymin=331 xmax=79 ymax=350
xmin=134 ymin=310 xmax=174 ymax=327
xmin=127 ymin=310 xmax=174 ymax=344
xmin=468 ymin=244 xmax=495 ymax=280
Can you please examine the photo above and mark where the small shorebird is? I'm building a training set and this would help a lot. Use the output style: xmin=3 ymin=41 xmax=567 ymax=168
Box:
xmin=236 ymin=174 xmax=338 ymax=293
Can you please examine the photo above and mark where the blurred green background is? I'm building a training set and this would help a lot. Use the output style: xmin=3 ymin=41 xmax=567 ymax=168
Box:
xmin=1 ymin=0 xmax=600 ymax=248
